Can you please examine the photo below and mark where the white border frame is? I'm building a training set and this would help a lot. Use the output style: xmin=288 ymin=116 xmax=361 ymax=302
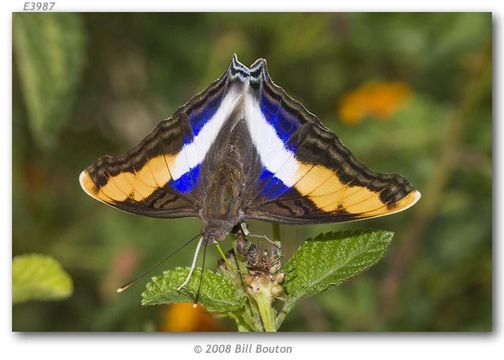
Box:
xmin=1 ymin=2 xmax=499 ymax=360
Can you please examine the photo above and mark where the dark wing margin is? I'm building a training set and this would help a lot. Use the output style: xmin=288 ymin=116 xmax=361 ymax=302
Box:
xmin=244 ymin=59 xmax=420 ymax=224
xmin=79 ymin=59 xmax=237 ymax=218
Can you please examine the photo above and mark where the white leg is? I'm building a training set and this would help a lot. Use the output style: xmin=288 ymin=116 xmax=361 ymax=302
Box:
xmin=177 ymin=236 xmax=203 ymax=291
xmin=240 ymin=222 xmax=250 ymax=236
xmin=241 ymin=222 xmax=279 ymax=246
xmin=247 ymin=232 xmax=281 ymax=247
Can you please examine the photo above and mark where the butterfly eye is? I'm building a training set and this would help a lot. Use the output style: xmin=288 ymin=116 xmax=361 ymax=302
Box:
xmin=204 ymin=226 xmax=229 ymax=244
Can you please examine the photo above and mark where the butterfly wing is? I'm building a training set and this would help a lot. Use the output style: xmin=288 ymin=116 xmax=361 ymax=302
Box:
xmin=79 ymin=60 xmax=241 ymax=218
xmin=243 ymin=59 xmax=420 ymax=224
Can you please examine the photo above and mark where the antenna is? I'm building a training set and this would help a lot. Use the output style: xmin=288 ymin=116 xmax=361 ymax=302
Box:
xmin=116 ymin=232 xmax=201 ymax=293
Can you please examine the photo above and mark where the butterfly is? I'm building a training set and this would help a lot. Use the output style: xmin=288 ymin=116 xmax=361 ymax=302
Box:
xmin=79 ymin=54 xmax=420 ymax=260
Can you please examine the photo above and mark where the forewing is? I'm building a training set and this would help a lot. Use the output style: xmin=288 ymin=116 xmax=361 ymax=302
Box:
xmin=80 ymin=59 xmax=243 ymax=218
xmin=243 ymin=59 xmax=420 ymax=224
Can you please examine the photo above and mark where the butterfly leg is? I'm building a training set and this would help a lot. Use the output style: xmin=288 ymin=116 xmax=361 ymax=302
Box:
xmin=239 ymin=222 xmax=281 ymax=247
xmin=247 ymin=233 xmax=281 ymax=248
xmin=240 ymin=222 xmax=251 ymax=236
xmin=177 ymin=236 xmax=203 ymax=291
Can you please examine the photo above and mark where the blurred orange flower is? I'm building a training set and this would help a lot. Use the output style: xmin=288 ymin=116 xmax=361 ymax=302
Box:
xmin=160 ymin=303 xmax=222 ymax=332
xmin=338 ymin=81 xmax=412 ymax=125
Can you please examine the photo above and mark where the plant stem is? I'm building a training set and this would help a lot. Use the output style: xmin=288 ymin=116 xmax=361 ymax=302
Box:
xmin=272 ymin=223 xmax=281 ymax=242
xmin=227 ymin=312 xmax=252 ymax=332
xmin=254 ymin=295 xmax=277 ymax=332
xmin=215 ymin=243 xmax=235 ymax=271
xmin=276 ymin=302 xmax=294 ymax=329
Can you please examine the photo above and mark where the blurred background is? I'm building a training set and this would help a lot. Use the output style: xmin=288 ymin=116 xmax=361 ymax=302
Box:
xmin=12 ymin=12 xmax=492 ymax=331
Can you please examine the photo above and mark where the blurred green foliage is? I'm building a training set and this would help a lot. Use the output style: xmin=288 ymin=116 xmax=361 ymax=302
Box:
xmin=12 ymin=12 xmax=491 ymax=331
xmin=13 ymin=254 xmax=73 ymax=304
xmin=13 ymin=13 xmax=85 ymax=149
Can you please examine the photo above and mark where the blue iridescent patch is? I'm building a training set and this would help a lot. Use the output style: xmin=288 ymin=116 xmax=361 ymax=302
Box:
xmin=259 ymin=167 xmax=290 ymax=200
xmin=260 ymin=96 xmax=300 ymax=151
xmin=188 ymin=96 xmax=222 ymax=138
xmin=169 ymin=164 xmax=201 ymax=193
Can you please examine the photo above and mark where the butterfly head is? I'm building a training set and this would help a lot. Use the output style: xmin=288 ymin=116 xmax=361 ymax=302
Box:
xmin=203 ymin=225 xmax=230 ymax=244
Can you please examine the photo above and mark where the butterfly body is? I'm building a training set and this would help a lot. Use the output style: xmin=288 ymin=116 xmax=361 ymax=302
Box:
xmin=200 ymin=122 xmax=250 ymax=242
xmin=80 ymin=55 xmax=420 ymax=245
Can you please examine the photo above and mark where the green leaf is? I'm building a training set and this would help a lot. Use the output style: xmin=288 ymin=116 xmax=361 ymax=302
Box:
xmin=13 ymin=254 xmax=73 ymax=304
xmin=282 ymin=230 xmax=393 ymax=306
xmin=142 ymin=267 xmax=246 ymax=313
xmin=13 ymin=13 xmax=86 ymax=149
